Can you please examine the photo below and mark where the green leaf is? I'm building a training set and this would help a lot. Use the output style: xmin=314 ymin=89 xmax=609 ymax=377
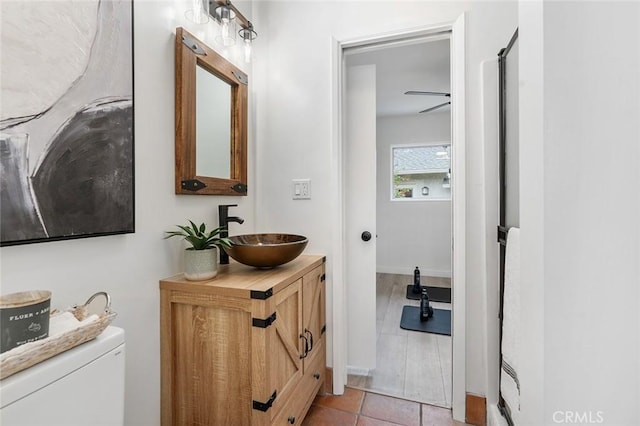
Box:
xmin=164 ymin=221 xmax=235 ymax=250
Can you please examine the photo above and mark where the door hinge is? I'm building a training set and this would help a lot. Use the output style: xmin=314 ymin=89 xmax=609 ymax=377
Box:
xmin=253 ymin=390 xmax=277 ymax=412
xmin=320 ymin=273 xmax=326 ymax=282
xmin=497 ymin=225 xmax=508 ymax=246
xmin=250 ymin=288 xmax=273 ymax=300
xmin=321 ymin=324 xmax=326 ymax=335
xmin=252 ymin=312 xmax=276 ymax=328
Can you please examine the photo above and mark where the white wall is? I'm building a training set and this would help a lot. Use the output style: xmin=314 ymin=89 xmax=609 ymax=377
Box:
xmin=519 ymin=1 xmax=640 ymax=424
xmin=376 ymin=113 xmax=452 ymax=277
xmin=252 ymin=0 xmax=518 ymax=397
xmin=0 ymin=2 xmax=255 ymax=424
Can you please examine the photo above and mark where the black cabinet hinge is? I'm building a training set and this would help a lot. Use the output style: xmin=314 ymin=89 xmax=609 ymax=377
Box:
xmin=253 ymin=390 xmax=277 ymax=412
xmin=321 ymin=324 xmax=326 ymax=335
xmin=250 ymin=288 xmax=273 ymax=300
xmin=322 ymin=256 xmax=327 ymax=263
xmin=252 ymin=312 xmax=276 ymax=328
xmin=320 ymin=273 xmax=326 ymax=282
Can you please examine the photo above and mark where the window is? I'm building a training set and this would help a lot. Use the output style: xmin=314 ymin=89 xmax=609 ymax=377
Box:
xmin=391 ymin=144 xmax=451 ymax=201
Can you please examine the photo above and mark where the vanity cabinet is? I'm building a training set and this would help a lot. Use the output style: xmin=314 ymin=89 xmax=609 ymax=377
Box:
xmin=160 ymin=255 xmax=326 ymax=425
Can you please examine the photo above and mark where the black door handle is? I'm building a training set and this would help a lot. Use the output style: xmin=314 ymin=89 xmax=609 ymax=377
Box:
xmin=299 ymin=334 xmax=309 ymax=359
xmin=361 ymin=231 xmax=372 ymax=241
xmin=305 ymin=329 xmax=314 ymax=352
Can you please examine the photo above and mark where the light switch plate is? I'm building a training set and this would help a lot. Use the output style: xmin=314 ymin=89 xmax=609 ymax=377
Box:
xmin=292 ymin=179 xmax=311 ymax=200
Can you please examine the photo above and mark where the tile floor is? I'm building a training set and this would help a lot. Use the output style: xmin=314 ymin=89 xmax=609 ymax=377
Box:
xmin=347 ymin=274 xmax=452 ymax=407
xmin=302 ymin=387 xmax=469 ymax=426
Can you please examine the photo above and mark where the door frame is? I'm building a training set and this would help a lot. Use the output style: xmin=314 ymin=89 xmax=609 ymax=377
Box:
xmin=329 ymin=14 xmax=467 ymax=421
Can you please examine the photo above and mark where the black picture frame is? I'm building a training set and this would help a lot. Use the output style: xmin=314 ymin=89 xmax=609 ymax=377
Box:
xmin=0 ymin=0 xmax=135 ymax=246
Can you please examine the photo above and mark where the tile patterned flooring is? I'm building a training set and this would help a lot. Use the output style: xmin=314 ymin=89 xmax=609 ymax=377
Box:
xmin=303 ymin=387 xmax=469 ymax=426
xmin=347 ymin=274 xmax=453 ymax=408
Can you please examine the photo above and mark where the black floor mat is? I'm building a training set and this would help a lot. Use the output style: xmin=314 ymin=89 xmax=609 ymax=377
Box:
xmin=400 ymin=306 xmax=451 ymax=336
xmin=406 ymin=285 xmax=451 ymax=303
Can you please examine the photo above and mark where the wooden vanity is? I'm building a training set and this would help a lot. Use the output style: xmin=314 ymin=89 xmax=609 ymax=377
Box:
xmin=160 ymin=254 xmax=326 ymax=425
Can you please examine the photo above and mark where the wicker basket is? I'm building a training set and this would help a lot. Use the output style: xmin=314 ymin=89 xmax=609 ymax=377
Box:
xmin=0 ymin=292 xmax=116 ymax=380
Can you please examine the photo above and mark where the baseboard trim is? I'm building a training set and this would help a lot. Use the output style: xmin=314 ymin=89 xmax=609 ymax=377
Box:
xmin=466 ymin=393 xmax=487 ymax=426
xmin=346 ymin=366 xmax=370 ymax=376
xmin=377 ymin=266 xmax=452 ymax=278
xmin=324 ymin=367 xmax=333 ymax=395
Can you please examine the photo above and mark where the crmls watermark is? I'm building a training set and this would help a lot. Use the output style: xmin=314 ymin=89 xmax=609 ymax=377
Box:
xmin=552 ymin=411 xmax=604 ymax=424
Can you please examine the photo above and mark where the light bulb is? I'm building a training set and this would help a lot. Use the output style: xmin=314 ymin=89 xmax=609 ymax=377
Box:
xmin=214 ymin=4 xmax=236 ymax=46
xmin=222 ymin=21 xmax=229 ymax=39
xmin=185 ymin=0 xmax=209 ymax=24
xmin=239 ymin=23 xmax=256 ymax=63
xmin=244 ymin=38 xmax=252 ymax=62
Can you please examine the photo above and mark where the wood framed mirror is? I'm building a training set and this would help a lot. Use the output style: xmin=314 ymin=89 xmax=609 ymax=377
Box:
xmin=175 ymin=27 xmax=247 ymax=195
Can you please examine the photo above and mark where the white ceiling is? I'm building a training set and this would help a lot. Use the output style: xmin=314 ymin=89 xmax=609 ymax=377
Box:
xmin=345 ymin=37 xmax=451 ymax=117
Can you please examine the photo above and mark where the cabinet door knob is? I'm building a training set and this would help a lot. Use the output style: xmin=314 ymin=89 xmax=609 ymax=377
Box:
xmin=313 ymin=372 xmax=320 ymax=380
xmin=288 ymin=416 xmax=296 ymax=424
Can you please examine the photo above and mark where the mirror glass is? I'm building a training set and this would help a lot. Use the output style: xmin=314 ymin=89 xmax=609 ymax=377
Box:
xmin=196 ymin=64 xmax=231 ymax=178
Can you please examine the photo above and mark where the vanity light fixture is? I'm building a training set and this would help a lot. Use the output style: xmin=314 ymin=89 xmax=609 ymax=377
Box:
xmin=185 ymin=0 xmax=210 ymax=24
xmin=239 ymin=21 xmax=257 ymax=63
xmin=185 ymin=0 xmax=258 ymax=60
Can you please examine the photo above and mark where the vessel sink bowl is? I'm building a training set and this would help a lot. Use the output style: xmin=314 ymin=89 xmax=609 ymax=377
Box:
xmin=225 ymin=234 xmax=308 ymax=268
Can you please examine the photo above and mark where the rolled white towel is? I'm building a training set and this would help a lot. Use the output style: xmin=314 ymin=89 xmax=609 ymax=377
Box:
xmin=48 ymin=311 xmax=81 ymax=336
xmin=0 ymin=312 xmax=103 ymax=360
xmin=502 ymin=228 xmax=520 ymax=373
xmin=501 ymin=227 xmax=521 ymax=422
xmin=79 ymin=314 xmax=99 ymax=326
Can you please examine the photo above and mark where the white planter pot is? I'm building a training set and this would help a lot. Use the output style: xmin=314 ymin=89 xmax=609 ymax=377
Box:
xmin=184 ymin=248 xmax=218 ymax=281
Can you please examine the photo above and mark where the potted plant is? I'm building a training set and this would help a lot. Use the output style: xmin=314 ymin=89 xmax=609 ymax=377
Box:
xmin=165 ymin=221 xmax=233 ymax=281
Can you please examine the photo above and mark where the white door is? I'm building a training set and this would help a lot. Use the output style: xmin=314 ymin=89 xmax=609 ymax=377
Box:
xmin=345 ymin=63 xmax=377 ymax=370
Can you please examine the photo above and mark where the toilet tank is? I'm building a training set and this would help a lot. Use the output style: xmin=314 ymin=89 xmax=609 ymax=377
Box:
xmin=0 ymin=326 xmax=125 ymax=426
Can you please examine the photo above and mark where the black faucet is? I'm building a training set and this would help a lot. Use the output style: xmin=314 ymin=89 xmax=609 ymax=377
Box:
xmin=218 ymin=204 xmax=244 ymax=264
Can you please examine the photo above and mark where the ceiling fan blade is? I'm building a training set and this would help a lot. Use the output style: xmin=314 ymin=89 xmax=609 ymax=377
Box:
xmin=405 ymin=90 xmax=451 ymax=97
xmin=418 ymin=101 xmax=451 ymax=114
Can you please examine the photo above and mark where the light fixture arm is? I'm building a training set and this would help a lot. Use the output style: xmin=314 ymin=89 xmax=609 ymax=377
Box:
xmin=210 ymin=0 xmax=250 ymax=29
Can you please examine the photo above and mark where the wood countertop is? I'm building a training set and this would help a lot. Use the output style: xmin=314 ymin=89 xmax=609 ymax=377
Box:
xmin=159 ymin=254 xmax=325 ymax=299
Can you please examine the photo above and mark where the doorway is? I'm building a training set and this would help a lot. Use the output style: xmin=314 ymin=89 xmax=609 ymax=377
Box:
xmin=330 ymin=15 xmax=467 ymax=421
xmin=344 ymin=35 xmax=453 ymax=408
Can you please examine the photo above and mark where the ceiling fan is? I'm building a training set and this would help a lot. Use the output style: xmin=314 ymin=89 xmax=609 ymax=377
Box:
xmin=404 ymin=90 xmax=451 ymax=114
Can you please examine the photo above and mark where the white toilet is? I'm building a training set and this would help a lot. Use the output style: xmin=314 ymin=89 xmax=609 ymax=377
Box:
xmin=0 ymin=326 xmax=125 ymax=426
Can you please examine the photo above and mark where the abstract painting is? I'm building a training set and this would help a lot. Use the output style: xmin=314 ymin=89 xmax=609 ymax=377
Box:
xmin=0 ymin=0 xmax=134 ymax=246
